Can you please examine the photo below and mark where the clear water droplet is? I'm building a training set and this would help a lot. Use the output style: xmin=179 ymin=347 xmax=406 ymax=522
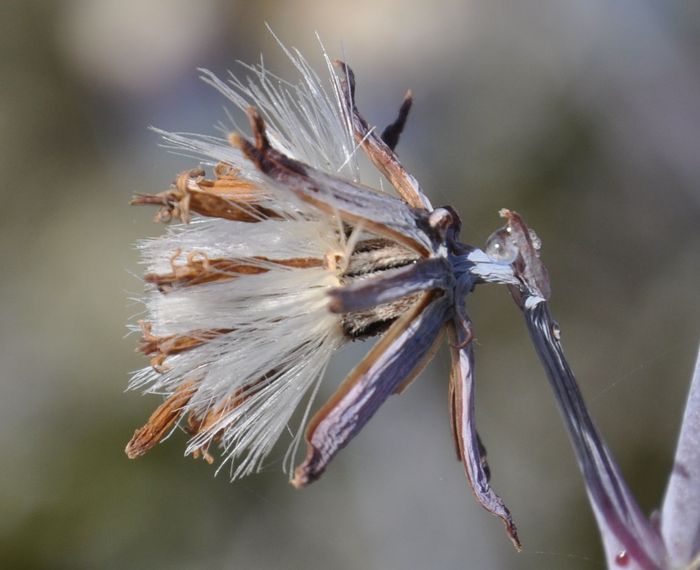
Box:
xmin=552 ymin=322 xmax=561 ymax=341
xmin=615 ymin=551 xmax=630 ymax=566
xmin=528 ymin=228 xmax=542 ymax=251
xmin=485 ymin=229 xmax=518 ymax=264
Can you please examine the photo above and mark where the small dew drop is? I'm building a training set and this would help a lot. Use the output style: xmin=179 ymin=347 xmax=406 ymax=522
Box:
xmin=528 ymin=229 xmax=542 ymax=251
xmin=485 ymin=229 xmax=518 ymax=264
xmin=552 ymin=322 xmax=561 ymax=341
xmin=615 ymin=551 xmax=630 ymax=566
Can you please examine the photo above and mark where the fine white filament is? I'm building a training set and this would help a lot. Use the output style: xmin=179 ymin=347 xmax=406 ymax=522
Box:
xmin=130 ymin=34 xmax=366 ymax=479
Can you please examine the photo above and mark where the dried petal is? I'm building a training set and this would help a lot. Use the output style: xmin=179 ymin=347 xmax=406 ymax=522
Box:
xmin=126 ymin=382 xmax=198 ymax=458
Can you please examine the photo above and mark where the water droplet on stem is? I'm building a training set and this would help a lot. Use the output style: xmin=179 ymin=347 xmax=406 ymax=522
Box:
xmin=485 ymin=229 xmax=518 ymax=264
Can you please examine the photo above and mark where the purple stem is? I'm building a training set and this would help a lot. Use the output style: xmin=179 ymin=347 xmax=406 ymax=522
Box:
xmin=524 ymin=301 xmax=666 ymax=569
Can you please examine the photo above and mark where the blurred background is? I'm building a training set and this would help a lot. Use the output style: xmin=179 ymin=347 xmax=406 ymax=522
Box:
xmin=2 ymin=1 xmax=699 ymax=568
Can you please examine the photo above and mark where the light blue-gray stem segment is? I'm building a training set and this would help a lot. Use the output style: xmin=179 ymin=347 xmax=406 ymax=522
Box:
xmin=328 ymin=257 xmax=453 ymax=313
xmin=661 ymin=345 xmax=700 ymax=567
xmin=524 ymin=301 xmax=667 ymax=569
xmin=463 ymin=249 xmax=520 ymax=286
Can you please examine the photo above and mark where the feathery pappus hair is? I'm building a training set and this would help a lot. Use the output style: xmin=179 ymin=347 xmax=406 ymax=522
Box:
xmin=126 ymin=33 xmax=538 ymax=550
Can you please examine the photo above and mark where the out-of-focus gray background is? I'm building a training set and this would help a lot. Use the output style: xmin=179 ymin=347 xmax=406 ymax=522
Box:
xmin=2 ymin=1 xmax=698 ymax=569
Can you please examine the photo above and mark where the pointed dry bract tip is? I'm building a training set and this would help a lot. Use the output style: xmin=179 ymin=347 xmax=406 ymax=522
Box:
xmin=381 ymin=89 xmax=414 ymax=151
xmin=245 ymin=106 xmax=270 ymax=151
xmin=332 ymin=59 xmax=356 ymax=95
xmin=125 ymin=382 xmax=197 ymax=459
xmin=332 ymin=58 xmax=351 ymax=75
xmin=290 ymin=464 xmax=316 ymax=489
xmin=503 ymin=520 xmax=522 ymax=552
xmin=289 ymin=473 xmax=307 ymax=490
xmin=290 ymin=446 xmax=326 ymax=489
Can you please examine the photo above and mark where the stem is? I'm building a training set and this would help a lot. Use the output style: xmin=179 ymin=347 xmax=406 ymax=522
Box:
xmin=524 ymin=301 xmax=666 ymax=569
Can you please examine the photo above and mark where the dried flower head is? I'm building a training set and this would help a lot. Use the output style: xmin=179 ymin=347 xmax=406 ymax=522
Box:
xmin=126 ymin=34 xmax=523 ymax=548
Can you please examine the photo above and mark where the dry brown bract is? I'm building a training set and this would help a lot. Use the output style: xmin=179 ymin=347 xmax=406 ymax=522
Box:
xmin=131 ymin=164 xmax=278 ymax=223
xmin=125 ymin=382 xmax=198 ymax=459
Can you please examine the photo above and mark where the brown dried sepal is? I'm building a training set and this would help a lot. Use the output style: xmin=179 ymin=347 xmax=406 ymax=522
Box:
xmin=131 ymin=165 xmax=279 ymax=223
xmin=333 ymin=61 xmax=430 ymax=211
xmin=185 ymin=376 xmax=270 ymax=463
xmin=145 ymin=251 xmax=324 ymax=292
xmin=125 ymin=382 xmax=197 ymax=459
xmin=137 ymin=321 xmax=232 ymax=371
